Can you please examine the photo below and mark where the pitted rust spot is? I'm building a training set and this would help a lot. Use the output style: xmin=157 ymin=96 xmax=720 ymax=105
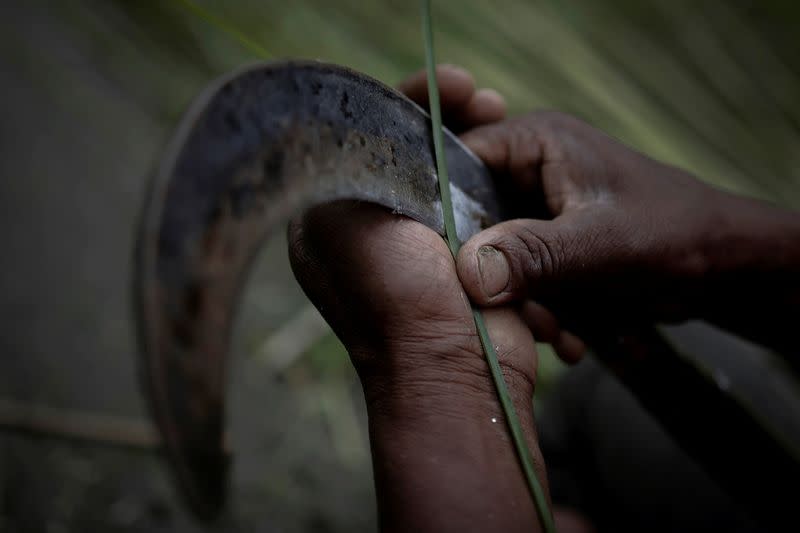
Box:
xmin=339 ymin=90 xmax=353 ymax=120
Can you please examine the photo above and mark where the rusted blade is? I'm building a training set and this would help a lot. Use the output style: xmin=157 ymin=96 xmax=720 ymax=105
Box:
xmin=134 ymin=60 xmax=501 ymax=518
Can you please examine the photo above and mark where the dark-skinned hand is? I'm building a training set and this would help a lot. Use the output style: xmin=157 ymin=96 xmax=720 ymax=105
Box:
xmin=454 ymin=103 xmax=800 ymax=361
xmin=288 ymin=64 xmax=800 ymax=532
xmin=289 ymin=65 xmax=556 ymax=533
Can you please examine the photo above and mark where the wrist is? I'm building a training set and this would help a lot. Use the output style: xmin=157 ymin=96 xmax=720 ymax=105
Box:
xmin=700 ymin=191 xmax=800 ymax=277
xmin=351 ymin=309 xmax=547 ymax=532
xmin=690 ymin=190 xmax=800 ymax=352
xmin=351 ymin=309 xmax=538 ymax=407
xmin=357 ymin=330 xmax=533 ymax=438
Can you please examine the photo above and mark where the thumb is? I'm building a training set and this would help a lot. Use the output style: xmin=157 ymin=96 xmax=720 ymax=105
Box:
xmin=456 ymin=216 xmax=587 ymax=306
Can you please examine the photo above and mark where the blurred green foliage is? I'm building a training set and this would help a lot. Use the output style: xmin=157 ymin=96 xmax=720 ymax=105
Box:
xmin=73 ymin=0 xmax=800 ymax=199
xmin=1 ymin=1 xmax=798 ymax=530
xmin=18 ymin=0 xmax=797 ymax=202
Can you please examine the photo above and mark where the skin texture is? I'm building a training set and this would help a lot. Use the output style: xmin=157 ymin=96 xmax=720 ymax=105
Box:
xmin=290 ymin=203 xmax=547 ymax=532
xmin=288 ymin=64 xmax=800 ymax=531
xmin=456 ymin=109 xmax=800 ymax=364
xmin=289 ymin=65 xmax=550 ymax=533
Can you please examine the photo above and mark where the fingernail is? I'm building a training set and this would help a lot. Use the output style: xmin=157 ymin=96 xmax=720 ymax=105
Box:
xmin=476 ymin=246 xmax=509 ymax=298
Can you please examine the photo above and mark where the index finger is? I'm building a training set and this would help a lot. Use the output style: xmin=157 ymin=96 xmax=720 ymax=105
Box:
xmin=397 ymin=63 xmax=476 ymax=112
xmin=397 ymin=64 xmax=507 ymax=132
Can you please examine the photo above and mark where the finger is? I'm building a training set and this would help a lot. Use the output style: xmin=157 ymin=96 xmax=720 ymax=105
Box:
xmin=458 ymin=88 xmax=507 ymax=129
xmin=519 ymin=301 xmax=560 ymax=344
xmin=397 ymin=64 xmax=475 ymax=114
xmin=552 ymin=330 xmax=587 ymax=365
xmin=520 ymin=301 xmax=586 ymax=365
xmin=456 ymin=215 xmax=593 ymax=307
xmin=460 ymin=118 xmax=544 ymax=193
xmin=397 ymin=65 xmax=508 ymax=133
xmin=479 ymin=307 xmax=543 ymax=450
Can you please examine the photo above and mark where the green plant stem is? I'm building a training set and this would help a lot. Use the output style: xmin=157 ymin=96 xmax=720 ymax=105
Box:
xmin=421 ymin=1 xmax=555 ymax=531
xmin=421 ymin=1 xmax=460 ymax=257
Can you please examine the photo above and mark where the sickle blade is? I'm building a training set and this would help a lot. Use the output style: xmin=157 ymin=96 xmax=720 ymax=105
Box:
xmin=135 ymin=60 xmax=500 ymax=518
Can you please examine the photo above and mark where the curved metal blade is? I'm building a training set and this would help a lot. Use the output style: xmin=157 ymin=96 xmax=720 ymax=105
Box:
xmin=135 ymin=60 xmax=501 ymax=518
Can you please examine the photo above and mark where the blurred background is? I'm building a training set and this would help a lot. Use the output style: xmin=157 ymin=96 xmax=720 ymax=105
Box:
xmin=0 ymin=1 xmax=798 ymax=532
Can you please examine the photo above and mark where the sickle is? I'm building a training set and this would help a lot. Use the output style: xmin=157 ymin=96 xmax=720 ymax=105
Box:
xmin=135 ymin=61 xmax=797 ymax=523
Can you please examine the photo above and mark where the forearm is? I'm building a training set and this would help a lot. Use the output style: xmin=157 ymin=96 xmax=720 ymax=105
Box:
xmin=701 ymin=192 xmax=800 ymax=360
xmin=356 ymin=310 xmax=547 ymax=532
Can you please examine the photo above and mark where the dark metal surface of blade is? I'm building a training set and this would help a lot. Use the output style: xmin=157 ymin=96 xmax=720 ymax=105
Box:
xmin=135 ymin=60 xmax=501 ymax=518
xmin=136 ymin=60 xmax=797 ymax=525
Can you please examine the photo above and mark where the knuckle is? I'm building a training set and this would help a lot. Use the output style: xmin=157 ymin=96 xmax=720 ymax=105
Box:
xmin=516 ymin=224 xmax=562 ymax=281
xmin=507 ymin=120 xmax=540 ymax=172
xmin=497 ymin=344 xmax=537 ymax=394
xmin=525 ymin=109 xmax=571 ymax=129
xmin=527 ymin=109 xmax=563 ymax=123
xmin=517 ymin=111 xmax=571 ymax=163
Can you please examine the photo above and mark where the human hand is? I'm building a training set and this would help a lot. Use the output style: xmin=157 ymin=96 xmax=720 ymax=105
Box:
xmin=451 ymin=110 xmax=800 ymax=350
xmin=287 ymin=65 xmax=550 ymax=532
xmin=399 ymin=67 xmax=588 ymax=363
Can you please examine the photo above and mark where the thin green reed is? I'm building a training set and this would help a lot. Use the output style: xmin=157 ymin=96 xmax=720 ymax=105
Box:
xmin=421 ymin=1 xmax=555 ymax=530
